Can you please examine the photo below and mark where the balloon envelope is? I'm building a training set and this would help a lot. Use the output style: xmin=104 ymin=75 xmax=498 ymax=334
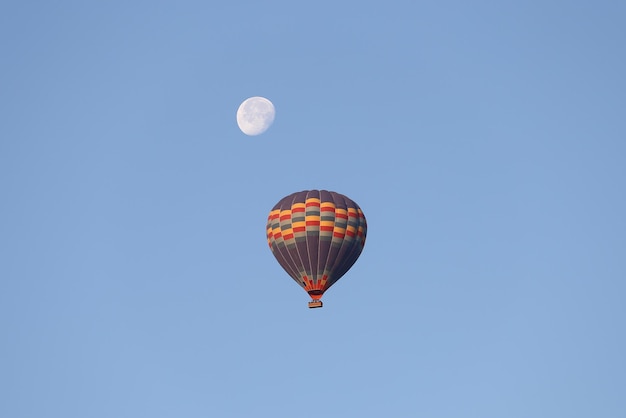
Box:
xmin=266 ymin=190 xmax=367 ymax=305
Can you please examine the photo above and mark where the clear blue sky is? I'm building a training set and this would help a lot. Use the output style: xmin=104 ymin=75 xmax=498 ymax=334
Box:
xmin=1 ymin=1 xmax=625 ymax=417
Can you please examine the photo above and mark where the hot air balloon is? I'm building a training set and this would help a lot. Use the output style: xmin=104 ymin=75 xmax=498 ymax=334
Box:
xmin=266 ymin=190 xmax=367 ymax=308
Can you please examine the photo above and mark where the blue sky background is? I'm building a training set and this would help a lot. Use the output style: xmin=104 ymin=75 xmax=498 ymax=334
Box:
xmin=1 ymin=1 xmax=625 ymax=417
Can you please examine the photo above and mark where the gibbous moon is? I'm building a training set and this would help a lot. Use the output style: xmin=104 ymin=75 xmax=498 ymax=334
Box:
xmin=236 ymin=96 xmax=275 ymax=136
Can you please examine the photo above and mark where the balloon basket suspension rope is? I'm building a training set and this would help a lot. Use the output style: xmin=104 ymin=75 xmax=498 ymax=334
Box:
xmin=308 ymin=300 xmax=323 ymax=309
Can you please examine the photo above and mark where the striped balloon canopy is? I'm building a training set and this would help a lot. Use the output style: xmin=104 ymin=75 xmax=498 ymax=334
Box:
xmin=266 ymin=190 xmax=367 ymax=308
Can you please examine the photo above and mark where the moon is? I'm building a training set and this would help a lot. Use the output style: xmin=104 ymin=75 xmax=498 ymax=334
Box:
xmin=236 ymin=96 xmax=275 ymax=136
